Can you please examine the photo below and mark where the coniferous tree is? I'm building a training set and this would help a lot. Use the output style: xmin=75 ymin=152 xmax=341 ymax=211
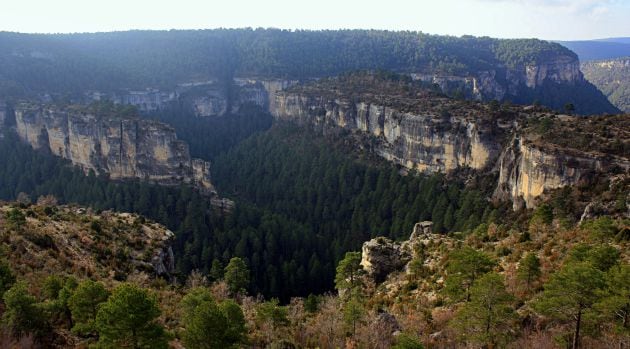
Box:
xmin=444 ymin=247 xmax=495 ymax=302
xmin=68 ymin=280 xmax=109 ymax=336
xmin=93 ymin=283 xmax=169 ymax=349
xmin=518 ymin=253 xmax=541 ymax=292
xmin=533 ymin=261 xmax=607 ymax=349
xmin=451 ymin=273 xmax=516 ymax=347
xmin=224 ymin=257 xmax=250 ymax=296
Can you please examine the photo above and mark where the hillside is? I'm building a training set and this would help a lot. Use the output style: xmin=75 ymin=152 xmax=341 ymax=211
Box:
xmin=1 ymin=199 xmax=628 ymax=348
xmin=0 ymin=29 xmax=618 ymax=114
xmin=272 ymin=73 xmax=630 ymax=209
xmin=0 ymin=202 xmax=175 ymax=286
xmin=582 ymin=57 xmax=630 ymax=112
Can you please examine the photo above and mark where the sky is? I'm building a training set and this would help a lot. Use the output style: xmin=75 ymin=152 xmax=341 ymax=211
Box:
xmin=0 ymin=0 xmax=628 ymax=40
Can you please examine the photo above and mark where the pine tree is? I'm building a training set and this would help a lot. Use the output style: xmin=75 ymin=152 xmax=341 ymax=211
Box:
xmin=518 ymin=253 xmax=541 ymax=292
xmin=68 ymin=280 xmax=109 ymax=336
xmin=334 ymin=252 xmax=364 ymax=295
xmin=444 ymin=247 xmax=495 ymax=302
xmin=533 ymin=262 xmax=606 ymax=349
xmin=224 ymin=257 xmax=250 ymax=296
xmin=93 ymin=283 xmax=169 ymax=349
xmin=451 ymin=273 xmax=515 ymax=347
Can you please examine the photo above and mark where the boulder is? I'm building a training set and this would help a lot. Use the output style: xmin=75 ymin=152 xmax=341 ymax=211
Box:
xmin=360 ymin=236 xmax=411 ymax=283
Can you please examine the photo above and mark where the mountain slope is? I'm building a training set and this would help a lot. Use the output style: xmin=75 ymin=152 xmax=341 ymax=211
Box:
xmin=0 ymin=30 xmax=618 ymax=114
xmin=582 ymin=57 xmax=630 ymax=112
xmin=271 ymin=73 xmax=630 ymax=209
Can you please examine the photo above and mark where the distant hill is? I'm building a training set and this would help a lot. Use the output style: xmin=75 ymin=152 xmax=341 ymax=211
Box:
xmin=0 ymin=29 xmax=619 ymax=114
xmin=582 ymin=57 xmax=630 ymax=112
xmin=558 ymin=38 xmax=630 ymax=61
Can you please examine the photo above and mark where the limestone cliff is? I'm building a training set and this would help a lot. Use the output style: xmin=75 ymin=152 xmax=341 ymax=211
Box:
xmin=273 ymin=93 xmax=503 ymax=174
xmin=13 ymin=103 xmax=215 ymax=193
xmin=410 ymin=54 xmax=582 ymax=103
xmin=271 ymin=74 xmax=630 ymax=209
xmin=177 ymin=78 xmax=299 ymax=117
xmin=494 ymin=116 xmax=630 ymax=209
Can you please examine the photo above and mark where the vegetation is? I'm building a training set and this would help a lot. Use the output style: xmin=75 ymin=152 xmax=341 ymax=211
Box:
xmin=93 ymin=283 xmax=170 ymax=349
xmin=0 ymin=30 xmax=574 ymax=95
xmin=582 ymin=57 xmax=630 ymax=112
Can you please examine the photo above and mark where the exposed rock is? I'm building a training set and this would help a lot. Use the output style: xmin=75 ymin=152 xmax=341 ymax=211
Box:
xmin=14 ymin=103 xmax=215 ymax=193
xmin=273 ymin=93 xmax=502 ymax=174
xmin=87 ymin=89 xmax=176 ymax=112
xmin=410 ymin=221 xmax=433 ymax=240
xmin=0 ymin=101 xmax=6 ymax=127
xmin=0 ymin=204 xmax=176 ymax=282
xmin=360 ymin=237 xmax=412 ymax=283
xmin=152 ymin=245 xmax=176 ymax=279
xmin=271 ymin=75 xmax=629 ymax=209
xmin=411 ymin=54 xmax=583 ymax=103
xmin=178 ymin=78 xmax=299 ymax=117
xmin=374 ymin=311 xmax=401 ymax=335
xmin=193 ymin=93 xmax=228 ymax=117
xmin=493 ymin=136 xmax=630 ymax=209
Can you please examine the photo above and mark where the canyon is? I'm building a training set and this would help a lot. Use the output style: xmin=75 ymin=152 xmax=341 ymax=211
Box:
xmin=270 ymin=75 xmax=629 ymax=209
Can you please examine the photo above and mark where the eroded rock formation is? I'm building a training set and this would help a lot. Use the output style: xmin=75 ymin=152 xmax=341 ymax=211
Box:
xmin=13 ymin=103 xmax=215 ymax=193
xmin=271 ymin=75 xmax=629 ymax=209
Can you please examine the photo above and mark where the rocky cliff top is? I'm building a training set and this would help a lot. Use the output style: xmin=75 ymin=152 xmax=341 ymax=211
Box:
xmin=524 ymin=114 xmax=630 ymax=159
xmin=12 ymin=101 xmax=217 ymax=195
xmin=0 ymin=201 xmax=175 ymax=286
xmin=274 ymin=73 xmax=629 ymax=209
xmin=282 ymin=72 xmax=537 ymax=123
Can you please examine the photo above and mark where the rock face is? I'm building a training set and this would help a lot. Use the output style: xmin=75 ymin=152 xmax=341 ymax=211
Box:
xmin=273 ymin=94 xmax=502 ymax=174
xmin=494 ymin=137 xmax=630 ymax=209
xmin=0 ymin=101 xmax=6 ymax=127
xmin=271 ymin=76 xmax=629 ymax=209
xmin=361 ymin=221 xmax=447 ymax=284
xmin=87 ymin=89 xmax=176 ymax=112
xmin=412 ymin=55 xmax=582 ymax=102
xmin=361 ymin=237 xmax=413 ymax=283
xmin=14 ymin=104 xmax=215 ymax=192
xmin=181 ymin=79 xmax=299 ymax=117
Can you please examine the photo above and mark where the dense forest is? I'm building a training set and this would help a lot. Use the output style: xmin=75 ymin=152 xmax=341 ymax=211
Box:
xmin=582 ymin=57 xmax=630 ymax=112
xmin=0 ymin=29 xmax=573 ymax=94
xmin=0 ymin=104 xmax=504 ymax=301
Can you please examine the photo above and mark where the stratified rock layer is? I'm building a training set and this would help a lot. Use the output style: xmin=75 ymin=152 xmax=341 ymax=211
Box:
xmin=14 ymin=104 xmax=214 ymax=192
xmin=271 ymin=76 xmax=629 ymax=208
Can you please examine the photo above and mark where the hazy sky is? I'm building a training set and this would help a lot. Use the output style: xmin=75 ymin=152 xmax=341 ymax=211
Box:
xmin=1 ymin=0 xmax=629 ymax=40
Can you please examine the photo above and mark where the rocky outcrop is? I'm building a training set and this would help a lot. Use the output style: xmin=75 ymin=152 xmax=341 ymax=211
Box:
xmin=193 ymin=93 xmax=228 ymax=117
xmin=272 ymin=76 xmax=629 ymax=209
xmin=361 ymin=237 xmax=412 ymax=283
xmin=360 ymin=221 xmax=456 ymax=284
xmin=180 ymin=78 xmax=299 ymax=117
xmin=412 ymin=55 xmax=582 ymax=102
xmin=273 ymin=94 xmax=503 ymax=174
xmin=494 ymin=137 xmax=630 ymax=209
xmin=0 ymin=204 xmax=177 ymax=281
xmin=14 ymin=104 xmax=215 ymax=193
xmin=87 ymin=89 xmax=176 ymax=112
